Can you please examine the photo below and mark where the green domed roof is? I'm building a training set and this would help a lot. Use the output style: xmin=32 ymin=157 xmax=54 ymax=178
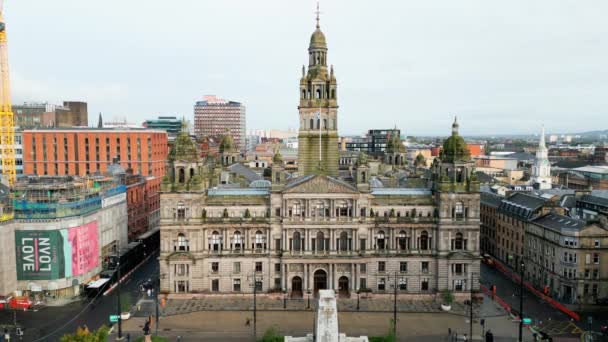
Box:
xmin=440 ymin=117 xmax=470 ymax=163
xmin=219 ymin=133 xmax=235 ymax=153
xmin=273 ymin=149 xmax=283 ymax=164
xmin=310 ymin=28 xmax=327 ymax=49
xmin=356 ymin=152 xmax=369 ymax=166
xmin=170 ymin=119 xmax=198 ymax=161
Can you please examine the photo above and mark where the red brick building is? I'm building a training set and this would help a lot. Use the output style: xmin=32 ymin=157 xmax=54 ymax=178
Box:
xmin=22 ymin=128 xmax=168 ymax=177
xmin=23 ymin=128 xmax=168 ymax=240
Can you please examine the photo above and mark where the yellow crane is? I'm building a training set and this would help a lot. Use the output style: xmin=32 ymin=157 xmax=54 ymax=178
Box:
xmin=0 ymin=0 xmax=15 ymax=185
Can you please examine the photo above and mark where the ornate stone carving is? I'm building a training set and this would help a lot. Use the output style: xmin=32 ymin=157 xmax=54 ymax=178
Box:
xmin=283 ymin=175 xmax=358 ymax=194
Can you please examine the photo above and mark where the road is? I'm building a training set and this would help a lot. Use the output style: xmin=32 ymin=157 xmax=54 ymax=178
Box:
xmin=0 ymin=251 xmax=159 ymax=342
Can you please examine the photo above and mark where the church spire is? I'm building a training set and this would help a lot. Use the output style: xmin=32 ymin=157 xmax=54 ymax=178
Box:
xmin=539 ymin=124 xmax=546 ymax=150
xmin=452 ymin=116 xmax=459 ymax=136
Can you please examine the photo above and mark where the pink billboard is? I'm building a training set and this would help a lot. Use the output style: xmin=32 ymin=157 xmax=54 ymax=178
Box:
xmin=68 ymin=221 xmax=99 ymax=276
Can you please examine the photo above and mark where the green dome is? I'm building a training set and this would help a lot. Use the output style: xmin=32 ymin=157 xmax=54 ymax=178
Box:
xmin=273 ymin=149 xmax=283 ymax=164
xmin=440 ymin=117 xmax=470 ymax=163
xmin=356 ymin=152 xmax=369 ymax=166
xmin=310 ymin=28 xmax=327 ymax=49
xmin=170 ymin=122 xmax=198 ymax=161
xmin=219 ymin=134 xmax=235 ymax=153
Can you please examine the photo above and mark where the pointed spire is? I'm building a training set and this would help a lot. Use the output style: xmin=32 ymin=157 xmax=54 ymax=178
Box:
xmin=97 ymin=112 xmax=103 ymax=128
xmin=539 ymin=124 xmax=546 ymax=149
xmin=452 ymin=116 xmax=459 ymax=136
xmin=315 ymin=1 xmax=321 ymax=28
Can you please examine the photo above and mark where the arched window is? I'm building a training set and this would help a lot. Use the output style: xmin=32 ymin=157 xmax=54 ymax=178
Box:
xmin=453 ymin=232 xmax=463 ymax=250
xmin=255 ymin=230 xmax=265 ymax=250
xmin=316 ymin=231 xmax=325 ymax=252
xmin=210 ymin=231 xmax=221 ymax=251
xmin=233 ymin=231 xmax=242 ymax=250
xmin=331 ymin=89 xmax=336 ymax=99
xmin=398 ymin=230 xmax=407 ymax=250
xmin=310 ymin=119 xmax=314 ymax=129
xmin=316 ymin=88 xmax=321 ymax=99
xmin=189 ymin=168 xmax=195 ymax=179
xmin=302 ymin=89 xmax=306 ymax=99
xmin=323 ymin=119 xmax=327 ymax=129
xmin=316 ymin=119 xmax=320 ymax=129
xmin=339 ymin=232 xmax=348 ymax=252
xmin=377 ymin=230 xmax=386 ymax=250
xmin=177 ymin=233 xmax=189 ymax=251
xmin=293 ymin=231 xmax=301 ymax=251
xmin=420 ymin=231 xmax=429 ymax=250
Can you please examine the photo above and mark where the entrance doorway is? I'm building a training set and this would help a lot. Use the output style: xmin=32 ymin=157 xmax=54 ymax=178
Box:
xmin=338 ymin=276 xmax=349 ymax=297
xmin=314 ymin=269 xmax=327 ymax=293
xmin=291 ymin=276 xmax=303 ymax=298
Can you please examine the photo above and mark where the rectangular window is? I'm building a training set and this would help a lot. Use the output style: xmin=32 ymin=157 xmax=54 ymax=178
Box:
xmin=211 ymin=279 xmax=219 ymax=292
xmin=399 ymin=278 xmax=407 ymax=291
xmin=274 ymin=278 xmax=281 ymax=289
xmin=274 ymin=263 xmax=281 ymax=273
xmin=421 ymin=278 xmax=429 ymax=291
xmin=593 ymin=284 xmax=598 ymax=295
xmin=360 ymin=263 xmax=367 ymax=274
xmin=359 ymin=278 xmax=367 ymax=290
xmin=275 ymin=239 xmax=281 ymax=251
xmin=233 ymin=279 xmax=241 ymax=292
xmin=585 ymin=269 xmax=590 ymax=278
xmin=360 ymin=239 xmax=366 ymax=251
xmin=255 ymin=262 xmax=263 ymax=272
xmin=594 ymin=253 xmax=600 ymax=264
xmin=421 ymin=261 xmax=429 ymax=273
xmin=211 ymin=262 xmax=219 ymax=273
xmin=399 ymin=262 xmax=407 ymax=273
xmin=595 ymin=240 xmax=601 ymax=248
xmin=378 ymin=278 xmax=386 ymax=291
xmin=378 ymin=261 xmax=386 ymax=272
xmin=593 ymin=269 xmax=599 ymax=279
xmin=233 ymin=262 xmax=241 ymax=273
xmin=255 ymin=280 xmax=263 ymax=292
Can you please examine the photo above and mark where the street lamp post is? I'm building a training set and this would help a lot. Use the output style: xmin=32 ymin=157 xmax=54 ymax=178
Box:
xmin=356 ymin=289 xmax=360 ymax=311
xmin=469 ymin=272 xmax=477 ymax=340
xmin=307 ymin=289 xmax=311 ymax=309
xmin=116 ymin=247 xmax=122 ymax=340
xmin=519 ymin=261 xmax=525 ymax=342
xmin=248 ymin=274 xmax=262 ymax=341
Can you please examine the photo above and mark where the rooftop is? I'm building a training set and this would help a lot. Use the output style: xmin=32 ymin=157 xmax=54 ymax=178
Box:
xmin=532 ymin=212 xmax=587 ymax=233
xmin=370 ymin=188 xmax=432 ymax=196
xmin=207 ymin=188 xmax=269 ymax=196
xmin=572 ymin=166 xmax=608 ymax=174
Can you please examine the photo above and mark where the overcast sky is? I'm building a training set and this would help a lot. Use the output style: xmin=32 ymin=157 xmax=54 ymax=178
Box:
xmin=6 ymin=0 xmax=608 ymax=136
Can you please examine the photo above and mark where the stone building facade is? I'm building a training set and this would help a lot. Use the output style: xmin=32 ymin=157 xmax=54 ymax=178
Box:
xmin=159 ymin=16 xmax=481 ymax=297
xmin=525 ymin=212 xmax=608 ymax=304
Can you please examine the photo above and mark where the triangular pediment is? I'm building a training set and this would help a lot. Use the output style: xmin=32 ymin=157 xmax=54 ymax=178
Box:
xmin=282 ymin=175 xmax=359 ymax=194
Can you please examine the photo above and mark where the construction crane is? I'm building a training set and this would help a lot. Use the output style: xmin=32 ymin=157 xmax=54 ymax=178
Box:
xmin=0 ymin=0 xmax=16 ymax=185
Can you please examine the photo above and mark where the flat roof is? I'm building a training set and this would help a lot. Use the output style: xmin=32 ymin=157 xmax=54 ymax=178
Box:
xmin=23 ymin=128 xmax=167 ymax=134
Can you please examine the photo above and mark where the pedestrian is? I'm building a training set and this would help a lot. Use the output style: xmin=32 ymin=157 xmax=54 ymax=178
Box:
xmin=448 ymin=327 xmax=451 ymax=336
xmin=4 ymin=328 xmax=10 ymax=342
xmin=147 ymin=289 xmax=151 ymax=297
xmin=246 ymin=318 xmax=251 ymax=326
xmin=463 ymin=333 xmax=467 ymax=341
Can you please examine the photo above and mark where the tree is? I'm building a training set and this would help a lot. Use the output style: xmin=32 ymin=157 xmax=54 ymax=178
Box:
xmin=60 ymin=326 xmax=109 ymax=342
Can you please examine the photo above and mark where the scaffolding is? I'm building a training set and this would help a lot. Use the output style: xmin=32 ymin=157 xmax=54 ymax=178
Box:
xmin=11 ymin=175 xmax=124 ymax=220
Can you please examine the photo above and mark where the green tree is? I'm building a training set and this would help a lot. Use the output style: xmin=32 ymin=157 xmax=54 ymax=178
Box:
xmin=60 ymin=325 xmax=109 ymax=342
xmin=257 ymin=327 xmax=282 ymax=342
xmin=414 ymin=153 xmax=426 ymax=168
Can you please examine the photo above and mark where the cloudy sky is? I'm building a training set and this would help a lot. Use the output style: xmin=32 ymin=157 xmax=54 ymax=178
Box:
xmin=6 ymin=0 xmax=608 ymax=136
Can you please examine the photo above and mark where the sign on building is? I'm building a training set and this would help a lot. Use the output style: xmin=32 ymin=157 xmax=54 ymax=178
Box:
xmin=14 ymin=221 xmax=100 ymax=280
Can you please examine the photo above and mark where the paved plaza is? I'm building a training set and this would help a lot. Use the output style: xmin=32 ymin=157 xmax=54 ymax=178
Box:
xmin=122 ymin=310 xmax=534 ymax=341
xmin=150 ymin=294 xmax=504 ymax=318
